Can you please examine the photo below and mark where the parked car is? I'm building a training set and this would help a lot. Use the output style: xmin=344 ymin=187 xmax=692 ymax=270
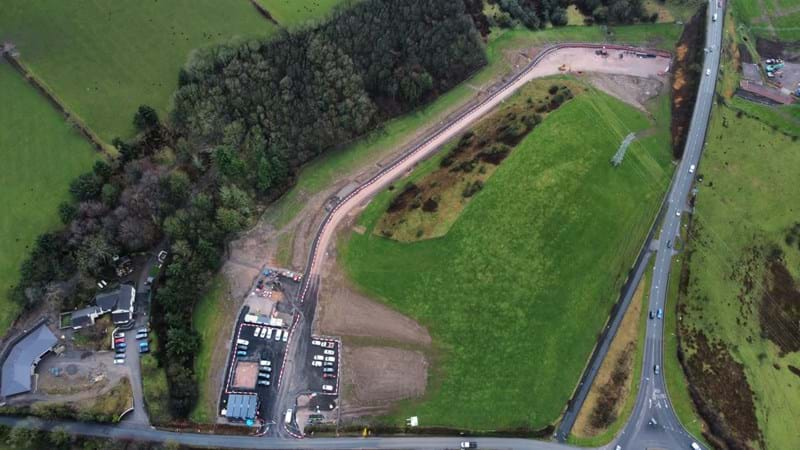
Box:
xmin=260 ymin=366 xmax=272 ymax=373
xmin=324 ymin=342 xmax=335 ymax=349
xmin=323 ymin=349 xmax=335 ymax=356
xmin=321 ymin=384 xmax=334 ymax=392
xmin=274 ymin=329 xmax=283 ymax=341
xmin=461 ymin=442 xmax=477 ymax=449
xmin=135 ymin=332 xmax=148 ymax=340
xmin=322 ymin=367 xmax=335 ymax=373
xmin=114 ymin=332 xmax=125 ymax=339
xmin=139 ymin=342 xmax=150 ymax=354
xmin=115 ymin=347 xmax=125 ymax=354
xmin=260 ymin=327 xmax=268 ymax=338
xmin=138 ymin=327 xmax=149 ymax=334
xmin=324 ymin=356 xmax=336 ymax=362
xmin=657 ymin=308 xmax=663 ymax=319
xmin=157 ymin=250 xmax=168 ymax=264
xmin=254 ymin=326 xmax=262 ymax=337
xmin=282 ymin=332 xmax=289 ymax=342
xmin=114 ymin=337 xmax=125 ymax=344
xmin=311 ymin=340 xmax=322 ymax=346
xmin=323 ymin=373 xmax=336 ymax=379
xmin=116 ymin=342 xmax=127 ymax=349
xmin=237 ymin=344 xmax=248 ymax=351
xmin=258 ymin=380 xmax=270 ymax=387
xmin=236 ymin=350 xmax=247 ymax=356
xmin=267 ymin=327 xmax=275 ymax=339
xmin=258 ymin=373 xmax=270 ymax=379
xmin=260 ymin=360 xmax=271 ymax=367
xmin=323 ymin=361 xmax=335 ymax=367
xmin=114 ymin=358 xmax=125 ymax=365
xmin=313 ymin=355 xmax=325 ymax=361
xmin=311 ymin=361 xmax=323 ymax=367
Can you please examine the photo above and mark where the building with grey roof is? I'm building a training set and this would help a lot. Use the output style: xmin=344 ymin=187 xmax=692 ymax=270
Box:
xmin=1 ymin=324 xmax=57 ymax=397
xmin=70 ymin=284 xmax=136 ymax=330
xmin=224 ymin=393 xmax=258 ymax=421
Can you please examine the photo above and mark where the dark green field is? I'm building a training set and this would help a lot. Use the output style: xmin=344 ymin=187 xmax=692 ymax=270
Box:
xmin=341 ymin=82 xmax=673 ymax=429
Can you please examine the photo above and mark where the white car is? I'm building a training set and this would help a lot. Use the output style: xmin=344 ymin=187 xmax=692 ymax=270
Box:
xmin=260 ymin=360 xmax=271 ymax=367
xmin=324 ymin=356 xmax=336 ymax=362
xmin=691 ymin=443 xmax=701 ymax=450
xmin=706 ymin=68 xmax=711 ymax=76
xmin=311 ymin=340 xmax=322 ymax=346
xmin=282 ymin=331 xmax=289 ymax=342
xmin=266 ymin=327 xmax=274 ymax=339
xmin=254 ymin=326 xmax=262 ymax=337
xmin=260 ymin=327 xmax=268 ymax=338
xmin=321 ymin=384 xmax=334 ymax=392
xmin=113 ymin=358 xmax=125 ymax=365
xmin=313 ymin=355 xmax=325 ymax=361
xmin=311 ymin=361 xmax=323 ymax=367
xmin=676 ymin=210 xmax=682 ymax=217
xmin=323 ymin=349 xmax=335 ymax=356
xmin=324 ymin=341 xmax=336 ymax=349
xmin=274 ymin=329 xmax=282 ymax=341
xmin=689 ymin=164 xmax=696 ymax=174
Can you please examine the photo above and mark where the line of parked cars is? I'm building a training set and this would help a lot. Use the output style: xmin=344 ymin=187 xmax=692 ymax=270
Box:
xmin=310 ymin=339 xmax=337 ymax=392
xmin=253 ymin=325 xmax=289 ymax=343
xmin=258 ymin=358 xmax=272 ymax=387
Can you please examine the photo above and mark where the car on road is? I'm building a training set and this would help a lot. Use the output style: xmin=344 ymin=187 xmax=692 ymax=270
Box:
xmin=311 ymin=361 xmax=323 ymax=367
xmin=313 ymin=355 xmax=325 ymax=361
xmin=324 ymin=356 xmax=336 ymax=362
xmin=114 ymin=358 xmax=125 ymax=365
xmin=706 ymin=68 xmax=711 ymax=76
xmin=321 ymin=384 xmax=334 ymax=392
xmin=689 ymin=164 xmax=696 ymax=173
xmin=323 ymin=349 xmax=335 ymax=356
xmin=676 ymin=210 xmax=682 ymax=217
xmin=461 ymin=442 xmax=477 ymax=449
xmin=654 ymin=364 xmax=660 ymax=375
xmin=615 ymin=445 xmax=621 ymax=450
xmin=691 ymin=442 xmax=702 ymax=450
xmin=657 ymin=308 xmax=663 ymax=319
xmin=649 ymin=310 xmax=655 ymax=320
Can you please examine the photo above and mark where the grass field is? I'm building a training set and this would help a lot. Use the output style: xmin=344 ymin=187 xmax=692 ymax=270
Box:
xmin=141 ymin=333 xmax=171 ymax=425
xmin=257 ymin=0 xmax=348 ymax=27
xmin=676 ymin=102 xmax=800 ymax=449
xmin=0 ymin=0 xmax=276 ymax=142
xmin=0 ymin=62 xmax=98 ymax=335
xmin=732 ymin=0 xmax=800 ymax=40
xmin=190 ymin=276 xmax=228 ymax=423
xmin=340 ymin=83 xmax=673 ymax=429
xmin=267 ymin=23 xmax=682 ymax=228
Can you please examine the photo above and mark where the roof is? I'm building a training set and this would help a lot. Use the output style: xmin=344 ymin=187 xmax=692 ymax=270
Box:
xmin=72 ymin=306 xmax=102 ymax=321
xmin=94 ymin=291 xmax=118 ymax=312
xmin=225 ymin=393 xmax=258 ymax=420
xmin=1 ymin=324 xmax=57 ymax=397
xmin=115 ymin=284 xmax=135 ymax=311
xmin=112 ymin=311 xmax=131 ymax=324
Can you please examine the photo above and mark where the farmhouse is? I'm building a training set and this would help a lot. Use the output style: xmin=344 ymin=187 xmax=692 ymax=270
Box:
xmin=70 ymin=284 xmax=136 ymax=329
xmin=0 ymin=323 xmax=58 ymax=397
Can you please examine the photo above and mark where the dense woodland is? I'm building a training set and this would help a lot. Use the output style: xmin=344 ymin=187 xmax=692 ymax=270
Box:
xmin=11 ymin=0 xmax=486 ymax=419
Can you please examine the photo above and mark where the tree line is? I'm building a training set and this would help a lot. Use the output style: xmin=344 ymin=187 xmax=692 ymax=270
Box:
xmin=10 ymin=0 xmax=487 ymax=420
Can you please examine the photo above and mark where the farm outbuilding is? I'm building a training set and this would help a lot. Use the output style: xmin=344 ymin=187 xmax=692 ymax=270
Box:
xmin=0 ymin=323 xmax=57 ymax=397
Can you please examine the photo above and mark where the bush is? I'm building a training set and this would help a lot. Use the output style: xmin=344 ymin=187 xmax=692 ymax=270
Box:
xmin=422 ymin=198 xmax=439 ymax=213
xmin=462 ymin=180 xmax=484 ymax=198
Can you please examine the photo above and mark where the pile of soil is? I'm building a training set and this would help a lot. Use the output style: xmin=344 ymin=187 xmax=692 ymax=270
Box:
xmin=670 ymin=4 xmax=707 ymax=159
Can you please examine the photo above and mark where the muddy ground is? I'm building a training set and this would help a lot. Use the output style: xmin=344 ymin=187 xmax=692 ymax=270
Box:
xmin=572 ymin=277 xmax=645 ymax=438
xmin=671 ymin=4 xmax=707 ymax=159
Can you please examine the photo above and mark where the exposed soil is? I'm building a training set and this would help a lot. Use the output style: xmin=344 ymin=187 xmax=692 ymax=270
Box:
xmin=339 ymin=346 xmax=427 ymax=419
xmin=314 ymin=228 xmax=431 ymax=347
xmin=671 ymin=4 xmax=707 ymax=159
xmin=587 ymin=73 xmax=664 ymax=112
xmin=572 ymin=278 xmax=644 ymax=438
xmin=788 ymin=365 xmax=800 ymax=378
xmin=756 ymin=38 xmax=800 ymax=63
xmin=759 ymin=257 xmax=800 ymax=355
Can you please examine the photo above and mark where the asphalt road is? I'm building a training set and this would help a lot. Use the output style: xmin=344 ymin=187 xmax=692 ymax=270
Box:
xmin=614 ymin=2 xmax=724 ymax=449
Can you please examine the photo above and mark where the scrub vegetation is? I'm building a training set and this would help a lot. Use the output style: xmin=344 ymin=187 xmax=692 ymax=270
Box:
xmin=256 ymin=0 xmax=349 ymax=27
xmin=0 ymin=63 xmax=97 ymax=335
xmin=674 ymin=102 xmax=800 ymax=450
xmin=342 ymin=82 xmax=673 ymax=429
xmin=0 ymin=0 xmax=276 ymax=141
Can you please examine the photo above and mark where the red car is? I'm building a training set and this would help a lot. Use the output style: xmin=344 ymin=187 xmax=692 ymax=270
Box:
xmin=114 ymin=337 xmax=125 ymax=344
xmin=323 ymin=373 xmax=337 ymax=379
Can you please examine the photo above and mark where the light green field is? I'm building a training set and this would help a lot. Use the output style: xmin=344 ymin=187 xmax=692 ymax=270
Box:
xmin=268 ymin=23 xmax=682 ymax=227
xmin=190 ymin=275 xmax=228 ymax=423
xmin=677 ymin=103 xmax=800 ymax=449
xmin=0 ymin=0 xmax=276 ymax=142
xmin=732 ymin=0 xmax=800 ymax=40
xmin=0 ymin=63 xmax=98 ymax=335
xmin=341 ymin=83 xmax=673 ymax=429
xmin=257 ymin=0 xmax=348 ymax=27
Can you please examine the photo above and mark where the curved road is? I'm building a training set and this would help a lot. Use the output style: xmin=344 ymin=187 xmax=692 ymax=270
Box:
xmin=2 ymin=3 xmax=724 ymax=448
